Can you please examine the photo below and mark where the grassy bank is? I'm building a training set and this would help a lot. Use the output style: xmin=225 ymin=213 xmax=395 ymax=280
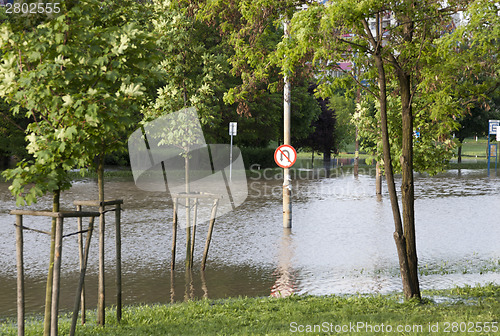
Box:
xmin=1 ymin=285 xmax=498 ymax=335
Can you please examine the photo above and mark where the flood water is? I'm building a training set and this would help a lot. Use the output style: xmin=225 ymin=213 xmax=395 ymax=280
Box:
xmin=0 ymin=167 xmax=499 ymax=319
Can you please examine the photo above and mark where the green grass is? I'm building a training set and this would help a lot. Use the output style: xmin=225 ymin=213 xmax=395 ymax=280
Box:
xmin=458 ymin=138 xmax=490 ymax=158
xmin=1 ymin=284 xmax=498 ymax=335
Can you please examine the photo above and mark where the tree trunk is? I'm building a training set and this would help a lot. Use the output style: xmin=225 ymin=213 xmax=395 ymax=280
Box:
xmin=398 ymin=69 xmax=421 ymax=300
xmin=375 ymin=161 xmax=382 ymax=195
xmin=323 ymin=150 xmax=331 ymax=174
xmin=457 ymin=140 xmax=463 ymax=164
xmin=374 ymin=52 xmax=417 ymax=301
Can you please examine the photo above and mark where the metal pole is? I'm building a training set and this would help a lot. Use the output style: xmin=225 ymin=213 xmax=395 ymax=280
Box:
xmin=230 ymin=134 xmax=233 ymax=182
xmin=488 ymin=128 xmax=491 ymax=177
xmin=354 ymin=65 xmax=360 ymax=177
xmin=496 ymin=144 xmax=498 ymax=174
xmin=283 ymin=20 xmax=292 ymax=229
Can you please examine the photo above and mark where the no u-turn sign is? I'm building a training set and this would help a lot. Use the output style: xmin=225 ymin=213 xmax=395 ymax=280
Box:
xmin=274 ymin=144 xmax=297 ymax=168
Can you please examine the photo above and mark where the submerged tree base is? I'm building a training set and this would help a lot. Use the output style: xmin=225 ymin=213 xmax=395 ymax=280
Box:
xmin=2 ymin=284 xmax=498 ymax=335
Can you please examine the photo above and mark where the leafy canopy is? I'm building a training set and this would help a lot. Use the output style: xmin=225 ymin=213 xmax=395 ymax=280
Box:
xmin=0 ymin=0 xmax=158 ymax=205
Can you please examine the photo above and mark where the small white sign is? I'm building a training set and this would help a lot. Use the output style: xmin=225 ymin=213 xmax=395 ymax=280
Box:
xmin=496 ymin=126 xmax=500 ymax=141
xmin=229 ymin=122 xmax=237 ymax=136
xmin=489 ymin=120 xmax=500 ymax=134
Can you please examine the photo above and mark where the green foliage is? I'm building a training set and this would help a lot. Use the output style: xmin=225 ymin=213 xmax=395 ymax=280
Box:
xmin=354 ymin=91 xmax=456 ymax=175
xmin=199 ymin=0 xmax=305 ymax=107
xmin=352 ymin=95 xmax=379 ymax=161
xmin=0 ymin=100 xmax=28 ymax=160
xmin=144 ymin=0 xmax=228 ymax=128
xmin=239 ymin=146 xmax=276 ymax=169
xmin=198 ymin=0 xmax=320 ymax=147
xmin=327 ymin=92 xmax=356 ymax=151
xmin=290 ymin=85 xmax=322 ymax=143
xmin=420 ymin=0 xmax=500 ymax=142
xmin=286 ymin=0 xmax=493 ymax=175
xmin=0 ymin=0 xmax=158 ymax=205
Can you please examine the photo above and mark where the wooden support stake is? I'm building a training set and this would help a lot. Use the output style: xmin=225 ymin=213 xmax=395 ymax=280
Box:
xmin=44 ymin=220 xmax=56 ymax=336
xmin=97 ymin=204 xmax=105 ymax=326
xmin=201 ymin=199 xmax=219 ymax=271
xmin=185 ymin=198 xmax=192 ymax=270
xmin=115 ymin=203 xmax=122 ymax=322
xmin=50 ymin=217 xmax=63 ymax=336
xmin=70 ymin=217 xmax=94 ymax=336
xmin=190 ymin=198 xmax=198 ymax=266
xmin=16 ymin=215 xmax=24 ymax=336
xmin=76 ymin=205 xmax=86 ymax=325
xmin=171 ymin=198 xmax=178 ymax=270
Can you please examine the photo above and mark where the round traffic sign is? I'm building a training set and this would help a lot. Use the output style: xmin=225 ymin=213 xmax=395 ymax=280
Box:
xmin=274 ymin=144 xmax=297 ymax=168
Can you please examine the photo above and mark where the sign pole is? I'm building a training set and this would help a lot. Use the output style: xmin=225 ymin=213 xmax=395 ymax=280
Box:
xmin=496 ymin=127 xmax=498 ymax=174
xmin=229 ymin=122 xmax=237 ymax=182
xmin=488 ymin=120 xmax=499 ymax=177
xmin=488 ymin=126 xmax=491 ymax=177
xmin=283 ymin=20 xmax=292 ymax=229
xmin=230 ymin=133 xmax=233 ymax=182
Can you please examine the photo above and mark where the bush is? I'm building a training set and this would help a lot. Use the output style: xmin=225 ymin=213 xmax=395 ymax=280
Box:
xmin=239 ymin=147 xmax=276 ymax=169
xmin=104 ymin=151 xmax=131 ymax=167
xmin=101 ymin=146 xmax=276 ymax=170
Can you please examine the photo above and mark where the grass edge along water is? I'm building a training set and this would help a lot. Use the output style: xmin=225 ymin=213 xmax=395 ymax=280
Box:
xmin=1 ymin=283 xmax=498 ymax=335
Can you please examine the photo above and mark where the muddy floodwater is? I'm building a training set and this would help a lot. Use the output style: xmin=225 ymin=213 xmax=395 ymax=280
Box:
xmin=0 ymin=167 xmax=499 ymax=319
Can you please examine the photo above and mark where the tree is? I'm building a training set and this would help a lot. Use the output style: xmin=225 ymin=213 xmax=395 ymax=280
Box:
xmin=285 ymin=0 xmax=481 ymax=300
xmin=0 ymin=0 xmax=158 ymax=330
xmin=419 ymin=0 xmax=500 ymax=163
xmin=299 ymin=84 xmax=338 ymax=170
xmin=198 ymin=0 xmax=319 ymax=142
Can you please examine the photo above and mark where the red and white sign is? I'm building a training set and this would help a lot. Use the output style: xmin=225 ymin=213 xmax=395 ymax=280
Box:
xmin=274 ymin=144 xmax=297 ymax=168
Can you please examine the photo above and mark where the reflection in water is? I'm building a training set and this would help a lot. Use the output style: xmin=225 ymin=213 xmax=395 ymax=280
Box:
xmin=271 ymin=229 xmax=296 ymax=298
xmin=184 ymin=270 xmax=194 ymax=301
xmin=201 ymin=270 xmax=208 ymax=299
xmin=170 ymin=270 xmax=175 ymax=304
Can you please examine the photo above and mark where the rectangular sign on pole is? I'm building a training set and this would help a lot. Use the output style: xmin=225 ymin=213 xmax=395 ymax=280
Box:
xmin=488 ymin=120 xmax=499 ymax=177
xmin=490 ymin=144 xmax=497 ymax=157
xmin=229 ymin=122 xmax=237 ymax=136
xmin=489 ymin=120 xmax=500 ymax=134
